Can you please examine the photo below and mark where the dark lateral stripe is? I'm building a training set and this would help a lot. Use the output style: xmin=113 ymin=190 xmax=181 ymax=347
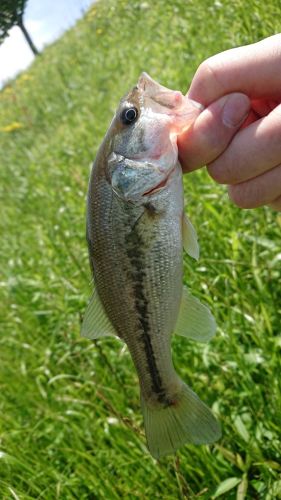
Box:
xmin=125 ymin=227 xmax=165 ymax=398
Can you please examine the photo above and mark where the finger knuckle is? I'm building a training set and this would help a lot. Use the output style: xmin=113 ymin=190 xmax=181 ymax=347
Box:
xmin=207 ymin=161 xmax=232 ymax=184
xmin=196 ymin=58 xmax=221 ymax=86
xmin=269 ymin=195 xmax=281 ymax=211
xmin=228 ymin=183 xmax=259 ymax=209
xmin=207 ymin=164 xmax=224 ymax=183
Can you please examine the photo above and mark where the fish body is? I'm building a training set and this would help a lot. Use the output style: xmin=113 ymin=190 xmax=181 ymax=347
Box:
xmin=83 ymin=73 xmax=221 ymax=458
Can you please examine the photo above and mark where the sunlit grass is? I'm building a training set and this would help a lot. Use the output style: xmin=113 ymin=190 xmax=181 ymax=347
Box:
xmin=0 ymin=0 xmax=280 ymax=498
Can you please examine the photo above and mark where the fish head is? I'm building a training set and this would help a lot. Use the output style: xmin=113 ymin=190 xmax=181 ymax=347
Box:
xmin=104 ymin=72 xmax=202 ymax=202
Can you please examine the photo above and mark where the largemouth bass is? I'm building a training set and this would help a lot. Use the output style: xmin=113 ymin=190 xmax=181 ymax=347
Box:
xmin=82 ymin=73 xmax=221 ymax=458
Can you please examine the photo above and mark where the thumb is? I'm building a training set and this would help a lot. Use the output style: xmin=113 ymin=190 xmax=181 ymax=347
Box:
xmin=178 ymin=93 xmax=251 ymax=172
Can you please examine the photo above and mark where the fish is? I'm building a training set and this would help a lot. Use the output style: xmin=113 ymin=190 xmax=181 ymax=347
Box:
xmin=82 ymin=72 xmax=221 ymax=459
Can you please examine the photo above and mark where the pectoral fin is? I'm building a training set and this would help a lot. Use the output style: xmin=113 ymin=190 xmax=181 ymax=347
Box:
xmin=81 ymin=290 xmax=117 ymax=339
xmin=175 ymin=287 xmax=216 ymax=342
xmin=182 ymin=212 xmax=199 ymax=260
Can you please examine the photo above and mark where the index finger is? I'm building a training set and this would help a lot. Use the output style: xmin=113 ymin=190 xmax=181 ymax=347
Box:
xmin=188 ymin=34 xmax=281 ymax=106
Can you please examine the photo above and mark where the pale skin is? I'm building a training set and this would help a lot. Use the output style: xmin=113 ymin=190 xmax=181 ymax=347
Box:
xmin=178 ymin=34 xmax=281 ymax=211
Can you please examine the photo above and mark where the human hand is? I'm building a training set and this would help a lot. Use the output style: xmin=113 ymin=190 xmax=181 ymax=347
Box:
xmin=178 ymin=34 xmax=281 ymax=211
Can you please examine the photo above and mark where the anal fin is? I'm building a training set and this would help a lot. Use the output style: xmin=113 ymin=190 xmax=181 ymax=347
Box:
xmin=175 ymin=287 xmax=216 ymax=342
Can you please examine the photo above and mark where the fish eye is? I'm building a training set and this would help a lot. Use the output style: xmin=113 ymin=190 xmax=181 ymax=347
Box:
xmin=120 ymin=106 xmax=138 ymax=125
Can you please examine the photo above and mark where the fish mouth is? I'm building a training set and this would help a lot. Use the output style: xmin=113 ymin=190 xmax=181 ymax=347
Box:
xmin=138 ymin=72 xmax=183 ymax=111
xmin=138 ymin=72 xmax=203 ymax=116
xmin=142 ymin=167 xmax=175 ymax=197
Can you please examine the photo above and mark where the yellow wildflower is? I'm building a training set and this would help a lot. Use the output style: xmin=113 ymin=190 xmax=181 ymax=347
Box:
xmin=96 ymin=28 xmax=103 ymax=35
xmin=2 ymin=86 xmax=13 ymax=95
xmin=20 ymin=74 xmax=33 ymax=82
xmin=87 ymin=7 xmax=97 ymax=19
xmin=1 ymin=122 xmax=23 ymax=133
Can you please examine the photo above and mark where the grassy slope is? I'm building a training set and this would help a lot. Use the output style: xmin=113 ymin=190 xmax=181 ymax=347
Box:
xmin=0 ymin=0 xmax=280 ymax=498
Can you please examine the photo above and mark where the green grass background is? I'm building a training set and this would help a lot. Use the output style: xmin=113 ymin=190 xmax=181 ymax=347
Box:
xmin=0 ymin=0 xmax=280 ymax=498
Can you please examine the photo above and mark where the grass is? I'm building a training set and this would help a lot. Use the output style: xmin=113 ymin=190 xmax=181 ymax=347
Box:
xmin=0 ymin=0 xmax=280 ymax=498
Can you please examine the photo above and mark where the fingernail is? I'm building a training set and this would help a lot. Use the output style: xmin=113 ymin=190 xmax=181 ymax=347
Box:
xmin=222 ymin=93 xmax=250 ymax=128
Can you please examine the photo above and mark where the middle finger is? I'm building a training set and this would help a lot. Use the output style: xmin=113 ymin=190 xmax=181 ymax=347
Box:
xmin=207 ymin=103 xmax=281 ymax=184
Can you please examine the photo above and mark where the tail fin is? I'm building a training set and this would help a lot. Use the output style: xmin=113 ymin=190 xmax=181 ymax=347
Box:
xmin=141 ymin=383 xmax=221 ymax=459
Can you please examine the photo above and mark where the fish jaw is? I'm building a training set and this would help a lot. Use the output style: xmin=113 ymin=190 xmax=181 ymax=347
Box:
xmin=138 ymin=72 xmax=184 ymax=109
xmin=138 ymin=72 xmax=203 ymax=133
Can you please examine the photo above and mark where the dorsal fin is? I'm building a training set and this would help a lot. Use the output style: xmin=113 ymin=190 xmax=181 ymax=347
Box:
xmin=81 ymin=290 xmax=118 ymax=339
